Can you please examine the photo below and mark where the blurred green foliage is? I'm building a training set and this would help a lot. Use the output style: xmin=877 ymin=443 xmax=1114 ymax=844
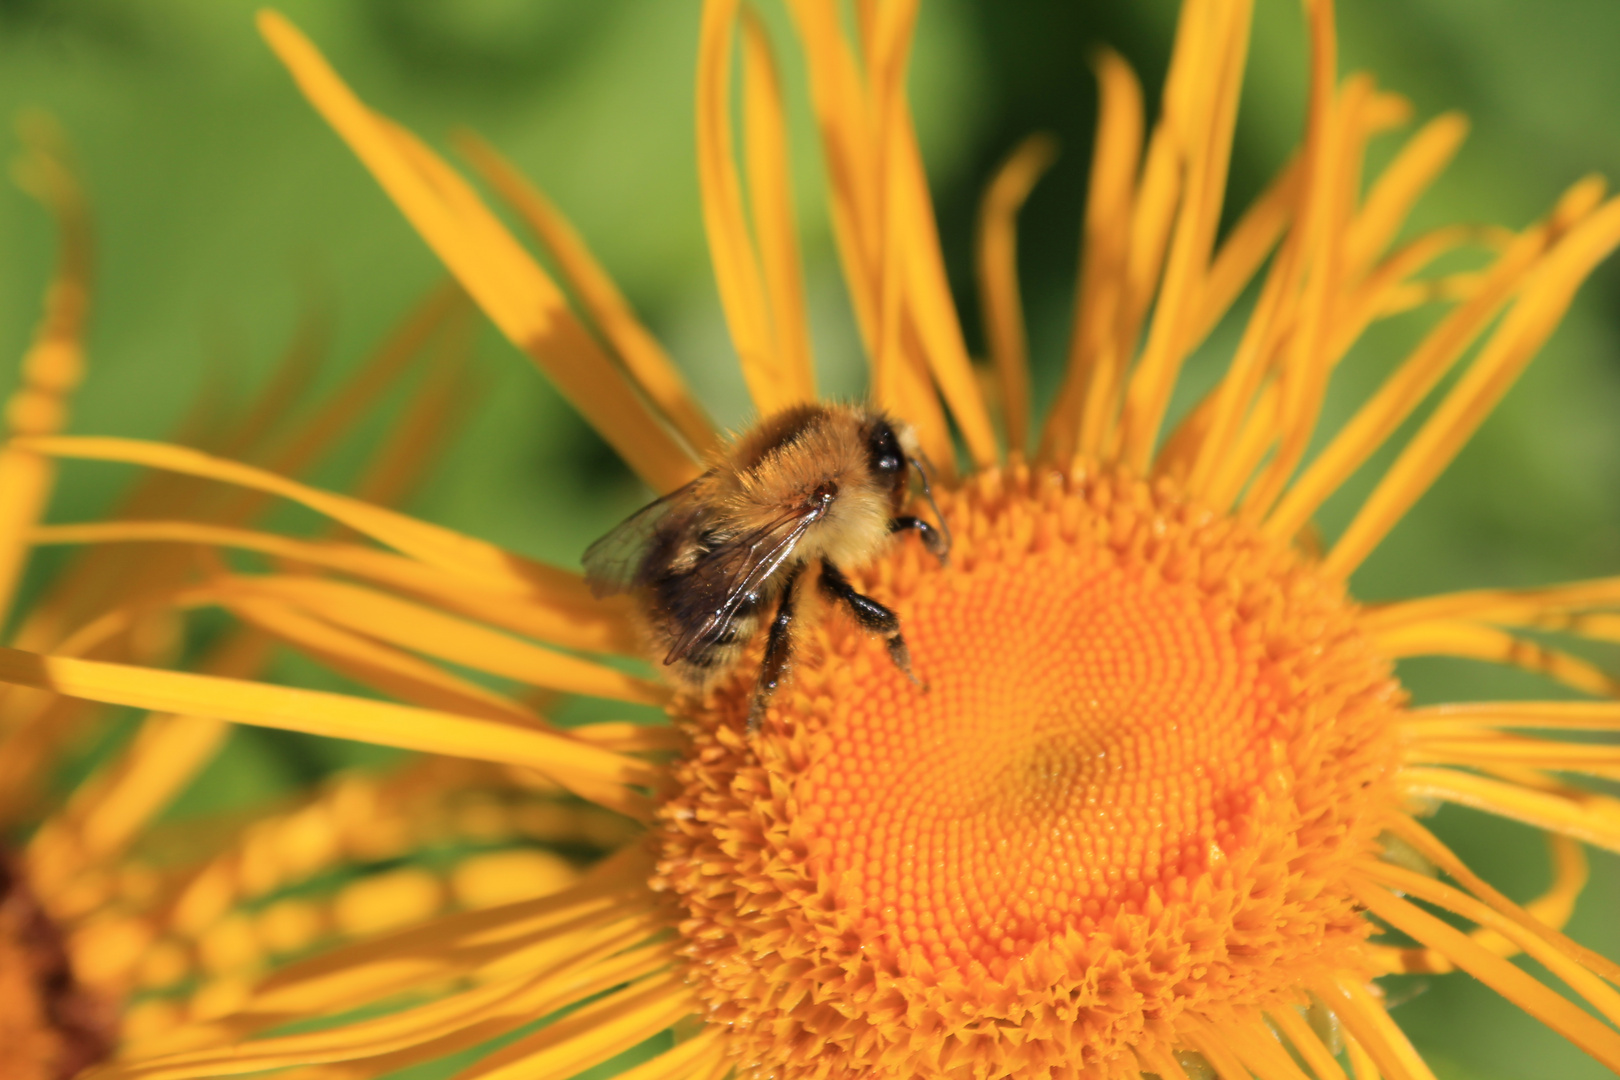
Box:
xmin=1 ymin=1 xmax=1617 ymax=1076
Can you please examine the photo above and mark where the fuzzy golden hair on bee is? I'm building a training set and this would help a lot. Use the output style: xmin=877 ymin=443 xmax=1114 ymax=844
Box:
xmin=583 ymin=402 xmax=949 ymax=728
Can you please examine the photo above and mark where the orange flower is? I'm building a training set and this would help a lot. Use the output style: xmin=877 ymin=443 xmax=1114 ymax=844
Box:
xmin=5 ymin=1 xmax=1620 ymax=1077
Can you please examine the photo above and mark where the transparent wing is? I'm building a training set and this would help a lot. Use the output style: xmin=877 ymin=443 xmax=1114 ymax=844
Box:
xmin=662 ymin=506 xmax=820 ymax=666
xmin=581 ymin=476 xmax=704 ymax=598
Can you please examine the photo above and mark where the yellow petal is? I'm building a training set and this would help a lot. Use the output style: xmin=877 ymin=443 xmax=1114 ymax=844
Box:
xmin=260 ymin=284 xmax=467 ymax=485
xmin=1314 ymin=973 xmax=1440 ymax=1080
xmin=1359 ymin=852 xmax=1615 ymax=1017
xmin=454 ymin=133 xmax=720 ymax=458
xmin=0 ymin=644 xmax=658 ymax=797
xmin=224 ymin=575 xmax=664 ymax=705
xmin=256 ymin=11 xmax=699 ymax=494
xmin=1187 ymin=158 xmax=1300 ymax=350
xmin=130 ymin=847 xmax=656 ymax=1060
xmin=1404 ymin=732 xmax=1620 ymax=781
xmin=1266 ymin=1007 xmax=1348 ymax=1080
xmin=783 ymin=0 xmax=881 ymax=358
xmin=116 ymin=944 xmax=671 ymax=1079
xmin=1361 ymin=573 xmax=1620 ymax=633
xmin=1118 ymin=0 xmax=1253 ymax=472
xmin=696 ymin=0 xmax=792 ymax=414
xmin=1218 ymin=1015 xmax=1320 ymax=1080
xmin=344 ymin=315 xmax=475 ymax=508
xmin=1382 ymin=813 xmax=1620 ymax=985
xmin=1398 ymin=766 xmax=1620 ymax=855
xmin=1239 ymin=71 xmax=1371 ymax=519
xmin=1267 ymin=180 xmax=1603 ymax=540
xmin=20 ymin=436 xmax=569 ymax=596
xmin=1344 ymin=112 xmax=1469 ymax=275
xmin=30 ymin=520 xmax=635 ymax=655
xmin=215 ymin=590 xmax=544 ymax=724
xmin=216 ymin=302 xmax=331 ymax=466
xmin=1327 ymin=192 xmax=1620 ymax=577
xmin=1044 ymin=48 xmax=1143 ymax=463
xmin=891 ymin=113 xmax=998 ymax=468
xmin=1348 ymin=879 xmax=1620 ymax=1072
xmin=1402 ymin=700 xmax=1620 ymax=733
xmin=26 ymin=630 xmax=270 ymax=905
xmin=975 ymin=134 xmax=1057 ymax=454
xmin=1370 ymin=618 xmax=1615 ymax=696
xmin=743 ymin=10 xmax=817 ymax=403
xmin=1177 ymin=1017 xmax=1265 ymax=1080
xmin=0 ymin=113 xmax=90 ymax=621
xmin=608 ymin=1028 xmax=725 ymax=1080
xmin=455 ymin=972 xmax=693 ymax=1080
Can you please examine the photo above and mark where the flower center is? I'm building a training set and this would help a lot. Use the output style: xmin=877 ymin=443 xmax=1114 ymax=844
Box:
xmin=0 ymin=851 xmax=115 ymax=1080
xmin=656 ymin=465 xmax=1402 ymax=1078
xmin=804 ymin=527 xmax=1281 ymax=974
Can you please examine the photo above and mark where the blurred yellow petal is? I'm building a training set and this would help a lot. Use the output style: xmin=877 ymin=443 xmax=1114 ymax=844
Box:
xmin=18 ymin=436 xmax=567 ymax=597
xmin=1045 ymin=48 xmax=1144 ymax=463
xmin=0 ymin=114 xmax=90 ymax=622
xmin=214 ymin=591 xmax=543 ymax=725
xmin=256 ymin=11 xmax=700 ymax=494
xmin=1267 ymin=179 xmax=1604 ymax=540
xmin=1118 ymin=0 xmax=1252 ymax=472
xmin=221 ymin=575 xmax=665 ymax=705
xmin=894 ymin=115 xmax=998 ymax=468
xmin=30 ymin=520 xmax=635 ymax=655
xmin=25 ymin=630 xmax=271 ymax=908
xmin=1327 ymin=192 xmax=1620 ymax=577
xmin=454 ymin=134 xmax=720 ymax=458
xmin=784 ymin=0 xmax=881 ymax=355
xmin=975 ymin=134 xmax=1057 ymax=454
xmin=1345 ymin=112 xmax=1469 ymax=275
xmin=0 ymin=645 xmax=658 ymax=796
xmin=742 ymin=10 xmax=816 ymax=404
xmin=696 ymin=0 xmax=790 ymax=414
xmin=258 ymin=284 xmax=468 ymax=485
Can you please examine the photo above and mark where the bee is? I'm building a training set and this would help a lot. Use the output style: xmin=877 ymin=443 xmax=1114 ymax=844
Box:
xmin=583 ymin=403 xmax=950 ymax=728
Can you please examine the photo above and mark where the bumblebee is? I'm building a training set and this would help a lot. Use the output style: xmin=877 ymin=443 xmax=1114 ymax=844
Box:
xmin=583 ymin=403 xmax=949 ymax=727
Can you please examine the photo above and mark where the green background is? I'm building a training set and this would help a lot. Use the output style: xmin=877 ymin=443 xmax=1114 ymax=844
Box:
xmin=2 ymin=1 xmax=1618 ymax=1077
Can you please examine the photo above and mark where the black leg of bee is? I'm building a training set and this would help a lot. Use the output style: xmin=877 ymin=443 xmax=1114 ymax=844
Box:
xmin=818 ymin=558 xmax=921 ymax=686
xmin=890 ymin=515 xmax=949 ymax=564
xmin=747 ymin=567 xmax=802 ymax=733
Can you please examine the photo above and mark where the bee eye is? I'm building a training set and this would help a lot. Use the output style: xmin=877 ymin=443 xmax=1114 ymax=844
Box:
xmin=867 ymin=421 xmax=905 ymax=475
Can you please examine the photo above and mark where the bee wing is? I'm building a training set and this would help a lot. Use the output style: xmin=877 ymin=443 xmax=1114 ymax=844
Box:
xmin=582 ymin=477 xmax=706 ymax=598
xmin=662 ymin=506 xmax=820 ymax=666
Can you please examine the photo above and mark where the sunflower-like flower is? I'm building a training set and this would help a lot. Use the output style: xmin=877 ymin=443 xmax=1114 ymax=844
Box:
xmin=0 ymin=118 xmax=636 ymax=1080
xmin=9 ymin=1 xmax=1620 ymax=1078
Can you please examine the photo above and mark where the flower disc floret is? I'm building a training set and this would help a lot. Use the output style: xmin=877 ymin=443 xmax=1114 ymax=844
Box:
xmin=656 ymin=464 xmax=1404 ymax=1078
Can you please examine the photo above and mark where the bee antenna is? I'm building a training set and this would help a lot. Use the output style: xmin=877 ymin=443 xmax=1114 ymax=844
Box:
xmin=908 ymin=454 xmax=953 ymax=561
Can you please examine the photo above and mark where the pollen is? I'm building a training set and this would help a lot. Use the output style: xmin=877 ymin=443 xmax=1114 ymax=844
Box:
xmin=656 ymin=464 xmax=1405 ymax=1078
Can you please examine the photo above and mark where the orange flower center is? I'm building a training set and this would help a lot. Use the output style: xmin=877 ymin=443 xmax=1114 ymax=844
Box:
xmin=656 ymin=465 xmax=1403 ymax=1078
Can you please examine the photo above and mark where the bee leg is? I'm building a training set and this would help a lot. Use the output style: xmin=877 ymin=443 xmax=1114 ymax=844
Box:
xmin=890 ymin=515 xmax=949 ymax=565
xmin=818 ymin=558 xmax=923 ymax=688
xmin=747 ymin=567 xmax=802 ymax=733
